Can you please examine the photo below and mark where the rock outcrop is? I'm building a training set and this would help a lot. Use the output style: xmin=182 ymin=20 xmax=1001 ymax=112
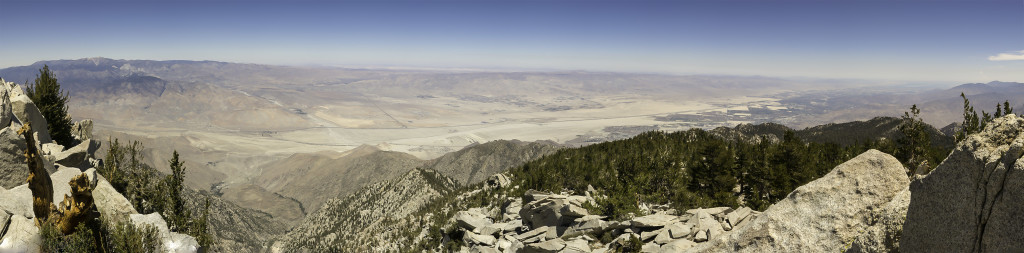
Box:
xmin=8 ymin=90 xmax=51 ymax=144
xmin=0 ymin=126 xmax=28 ymax=189
xmin=691 ymin=149 xmax=908 ymax=252
xmin=902 ymin=115 xmax=1024 ymax=252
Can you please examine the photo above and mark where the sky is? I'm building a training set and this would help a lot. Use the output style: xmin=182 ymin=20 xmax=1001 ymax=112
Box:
xmin=0 ymin=0 xmax=1021 ymax=83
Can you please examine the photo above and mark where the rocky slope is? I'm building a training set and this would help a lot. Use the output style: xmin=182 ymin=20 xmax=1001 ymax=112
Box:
xmin=425 ymin=139 xmax=560 ymax=186
xmin=217 ymin=183 xmax=306 ymax=227
xmin=255 ymin=145 xmax=424 ymax=213
xmin=279 ymin=168 xmax=459 ymax=252
xmin=183 ymin=188 xmax=289 ymax=252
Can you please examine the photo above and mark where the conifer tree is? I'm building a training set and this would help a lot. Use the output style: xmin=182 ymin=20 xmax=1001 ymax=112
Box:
xmin=26 ymin=65 xmax=75 ymax=146
xmin=898 ymin=104 xmax=930 ymax=170
xmin=167 ymin=151 xmax=188 ymax=231
xmin=956 ymin=93 xmax=982 ymax=142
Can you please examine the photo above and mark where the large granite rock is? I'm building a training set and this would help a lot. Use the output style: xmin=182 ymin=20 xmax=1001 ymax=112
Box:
xmin=694 ymin=149 xmax=908 ymax=252
xmin=847 ymin=188 xmax=910 ymax=253
xmin=92 ymin=172 xmax=138 ymax=224
xmin=9 ymin=92 xmax=52 ymax=144
xmin=53 ymin=140 xmax=99 ymax=170
xmin=902 ymin=115 xmax=1024 ymax=252
xmin=0 ymin=126 xmax=28 ymax=189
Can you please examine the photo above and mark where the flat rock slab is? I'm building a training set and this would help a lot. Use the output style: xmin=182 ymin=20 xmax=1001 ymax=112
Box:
xmin=464 ymin=231 xmax=497 ymax=246
xmin=631 ymin=213 xmax=680 ymax=228
xmin=516 ymin=226 xmax=549 ymax=241
xmin=726 ymin=207 xmax=752 ymax=227
xmin=455 ymin=210 xmax=492 ymax=231
xmin=0 ymin=126 xmax=28 ymax=189
xmin=523 ymin=238 xmax=565 ymax=253
xmin=667 ymin=223 xmax=692 ymax=239
xmin=562 ymin=239 xmax=591 ymax=253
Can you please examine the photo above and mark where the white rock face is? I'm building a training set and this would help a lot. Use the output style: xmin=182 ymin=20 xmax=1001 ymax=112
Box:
xmin=902 ymin=115 xmax=1024 ymax=252
xmin=693 ymin=149 xmax=908 ymax=252
xmin=0 ymin=215 xmax=40 ymax=253
xmin=9 ymin=92 xmax=51 ymax=144
xmin=0 ymin=125 xmax=28 ymax=189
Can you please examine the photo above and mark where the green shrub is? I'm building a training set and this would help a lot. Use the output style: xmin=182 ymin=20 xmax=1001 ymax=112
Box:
xmin=41 ymin=223 xmax=96 ymax=253
xmin=40 ymin=216 xmax=162 ymax=253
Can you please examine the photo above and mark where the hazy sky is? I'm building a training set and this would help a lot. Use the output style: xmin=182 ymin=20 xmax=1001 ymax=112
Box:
xmin=1 ymin=0 xmax=1021 ymax=82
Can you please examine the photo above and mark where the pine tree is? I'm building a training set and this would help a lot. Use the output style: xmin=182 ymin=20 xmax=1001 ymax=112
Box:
xmin=898 ymin=104 xmax=930 ymax=171
xmin=167 ymin=151 xmax=188 ymax=231
xmin=956 ymin=93 xmax=982 ymax=143
xmin=25 ymin=65 xmax=75 ymax=146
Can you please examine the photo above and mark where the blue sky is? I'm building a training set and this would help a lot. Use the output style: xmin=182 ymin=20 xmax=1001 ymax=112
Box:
xmin=0 ymin=0 xmax=1021 ymax=82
